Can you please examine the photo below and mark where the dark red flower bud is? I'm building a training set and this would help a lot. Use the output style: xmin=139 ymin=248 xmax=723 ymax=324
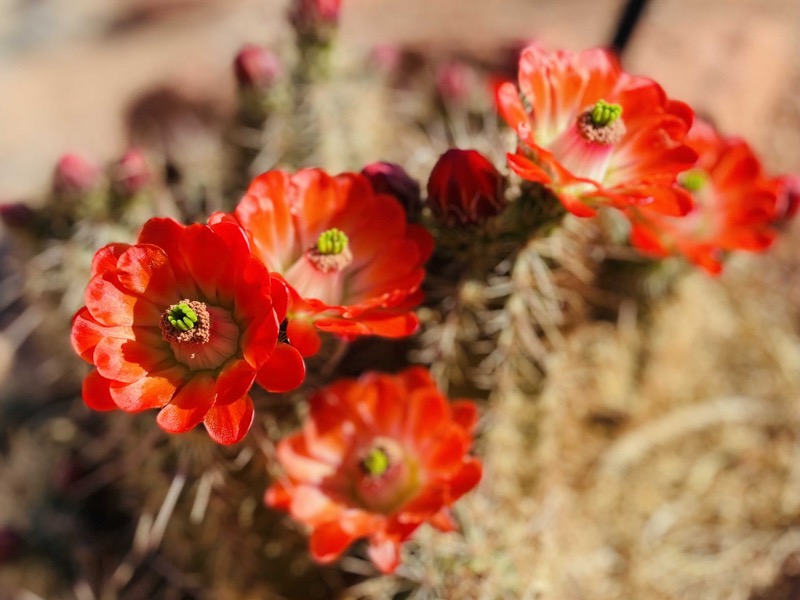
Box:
xmin=0 ymin=202 xmax=35 ymax=229
xmin=234 ymin=44 xmax=283 ymax=89
xmin=361 ymin=161 xmax=421 ymax=216
xmin=0 ymin=527 xmax=21 ymax=564
xmin=52 ymin=153 xmax=100 ymax=196
xmin=111 ymin=148 xmax=151 ymax=197
xmin=426 ymin=149 xmax=507 ymax=225
xmin=774 ymin=174 xmax=800 ymax=225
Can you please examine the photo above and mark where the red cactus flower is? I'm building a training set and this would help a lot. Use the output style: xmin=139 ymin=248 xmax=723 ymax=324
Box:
xmin=266 ymin=367 xmax=482 ymax=573
xmin=426 ymin=148 xmax=507 ymax=225
xmin=224 ymin=169 xmax=434 ymax=356
xmin=71 ymin=217 xmax=305 ymax=444
xmin=626 ymin=120 xmax=779 ymax=275
xmin=496 ymin=44 xmax=697 ymax=218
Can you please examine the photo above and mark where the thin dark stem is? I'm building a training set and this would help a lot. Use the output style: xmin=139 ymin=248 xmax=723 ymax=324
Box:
xmin=609 ymin=0 xmax=652 ymax=57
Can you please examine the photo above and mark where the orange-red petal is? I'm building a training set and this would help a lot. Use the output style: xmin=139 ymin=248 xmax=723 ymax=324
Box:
xmin=156 ymin=373 xmax=217 ymax=434
xmin=81 ymin=370 xmax=118 ymax=411
xmin=255 ymin=342 xmax=306 ymax=393
xmin=203 ymin=395 xmax=255 ymax=445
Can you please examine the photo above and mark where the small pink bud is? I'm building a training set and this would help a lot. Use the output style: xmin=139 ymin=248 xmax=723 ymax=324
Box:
xmin=435 ymin=61 xmax=471 ymax=104
xmin=289 ymin=0 xmax=342 ymax=35
xmin=361 ymin=162 xmax=421 ymax=216
xmin=234 ymin=44 xmax=283 ymax=89
xmin=426 ymin=149 xmax=507 ymax=225
xmin=52 ymin=153 xmax=100 ymax=196
xmin=111 ymin=148 xmax=151 ymax=197
xmin=0 ymin=202 xmax=35 ymax=229
xmin=370 ymin=44 xmax=402 ymax=73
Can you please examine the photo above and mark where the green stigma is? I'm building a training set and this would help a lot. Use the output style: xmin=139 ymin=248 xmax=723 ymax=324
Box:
xmin=680 ymin=169 xmax=708 ymax=192
xmin=167 ymin=303 xmax=198 ymax=332
xmin=362 ymin=448 xmax=390 ymax=477
xmin=590 ymin=99 xmax=623 ymax=127
xmin=316 ymin=228 xmax=349 ymax=255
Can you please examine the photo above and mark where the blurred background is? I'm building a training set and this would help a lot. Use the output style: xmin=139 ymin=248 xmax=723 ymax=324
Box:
xmin=1 ymin=1 xmax=799 ymax=599
xmin=1 ymin=0 xmax=798 ymax=199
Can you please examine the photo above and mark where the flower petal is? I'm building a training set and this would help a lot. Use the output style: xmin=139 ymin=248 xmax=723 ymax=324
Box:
xmin=85 ymin=273 xmax=163 ymax=327
xmin=309 ymin=521 xmax=354 ymax=564
xmin=93 ymin=334 xmax=173 ymax=383
xmin=81 ymin=370 xmax=118 ymax=411
xmin=203 ymin=395 xmax=255 ymax=445
xmin=367 ymin=535 xmax=402 ymax=574
xmin=91 ymin=243 xmax=130 ymax=277
xmin=115 ymin=244 xmax=180 ymax=307
xmin=137 ymin=217 xmax=198 ymax=298
xmin=286 ymin=318 xmax=322 ymax=357
xmin=71 ymin=307 xmax=135 ymax=363
xmin=156 ymin=373 xmax=217 ymax=434
xmin=109 ymin=366 xmax=185 ymax=412
xmin=215 ymin=359 xmax=257 ymax=406
xmin=255 ymin=342 xmax=306 ymax=393
xmin=178 ymin=224 xmax=231 ymax=304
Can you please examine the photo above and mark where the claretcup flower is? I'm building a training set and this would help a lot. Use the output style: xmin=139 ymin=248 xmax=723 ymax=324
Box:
xmin=71 ymin=217 xmax=305 ymax=444
xmin=626 ymin=120 xmax=780 ymax=274
xmin=426 ymin=148 xmax=507 ymax=225
xmin=266 ymin=367 xmax=482 ymax=573
xmin=224 ymin=168 xmax=434 ymax=356
xmin=496 ymin=44 xmax=698 ymax=217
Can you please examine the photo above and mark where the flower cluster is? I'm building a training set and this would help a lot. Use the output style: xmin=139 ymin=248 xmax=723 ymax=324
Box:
xmin=496 ymin=43 xmax=790 ymax=273
xmin=66 ymin=38 xmax=796 ymax=580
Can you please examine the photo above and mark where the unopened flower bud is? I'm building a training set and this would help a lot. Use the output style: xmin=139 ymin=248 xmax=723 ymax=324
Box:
xmin=290 ymin=0 xmax=341 ymax=32
xmin=234 ymin=44 xmax=283 ymax=89
xmin=0 ymin=202 xmax=35 ymax=229
xmin=426 ymin=149 xmax=507 ymax=225
xmin=370 ymin=44 xmax=402 ymax=74
xmin=0 ymin=527 xmax=21 ymax=564
xmin=111 ymin=148 xmax=151 ymax=197
xmin=435 ymin=61 xmax=471 ymax=104
xmin=361 ymin=162 xmax=421 ymax=216
xmin=774 ymin=174 xmax=800 ymax=225
xmin=52 ymin=153 xmax=100 ymax=196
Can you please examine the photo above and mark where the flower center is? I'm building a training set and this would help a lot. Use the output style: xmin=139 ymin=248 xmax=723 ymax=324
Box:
xmin=305 ymin=228 xmax=353 ymax=273
xmin=353 ymin=437 xmax=418 ymax=514
xmin=160 ymin=300 xmax=210 ymax=345
xmin=577 ymin=99 xmax=626 ymax=145
xmin=679 ymin=169 xmax=709 ymax=192
xmin=361 ymin=447 xmax=391 ymax=477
